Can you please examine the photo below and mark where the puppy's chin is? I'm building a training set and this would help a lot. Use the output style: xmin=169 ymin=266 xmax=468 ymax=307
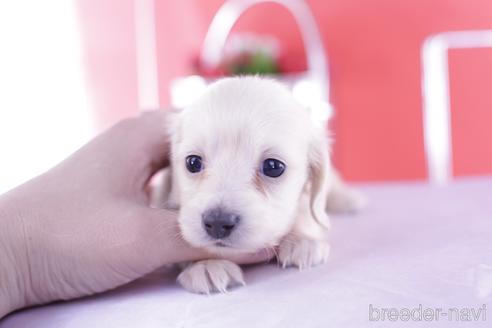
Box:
xmin=184 ymin=239 xmax=258 ymax=255
xmin=203 ymin=238 xmax=280 ymax=256
xmin=204 ymin=244 xmax=253 ymax=256
xmin=184 ymin=237 xmax=272 ymax=256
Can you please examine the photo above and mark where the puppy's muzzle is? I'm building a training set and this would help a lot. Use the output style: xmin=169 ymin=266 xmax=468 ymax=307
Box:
xmin=202 ymin=207 xmax=240 ymax=239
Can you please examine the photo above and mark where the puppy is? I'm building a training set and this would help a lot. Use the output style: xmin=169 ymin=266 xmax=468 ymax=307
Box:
xmin=153 ymin=77 xmax=364 ymax=294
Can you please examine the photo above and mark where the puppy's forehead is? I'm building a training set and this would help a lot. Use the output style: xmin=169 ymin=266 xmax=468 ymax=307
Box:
xmin=179 ymin=78 xmax=311 ymax=153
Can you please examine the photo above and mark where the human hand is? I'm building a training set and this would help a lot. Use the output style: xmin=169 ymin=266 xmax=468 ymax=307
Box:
xmin=0 ymin=111 xmax=269 ymax=318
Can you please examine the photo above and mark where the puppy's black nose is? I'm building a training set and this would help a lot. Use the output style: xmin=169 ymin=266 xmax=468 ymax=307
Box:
xmin=202 ymin=208 xmax=240 ymax=239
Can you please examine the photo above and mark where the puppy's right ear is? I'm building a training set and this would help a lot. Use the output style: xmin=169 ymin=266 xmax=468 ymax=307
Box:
xmin=164 ymin=107 xmax=184 ymax=209
xmin=165 ymin=107 xmax=184 ymax=145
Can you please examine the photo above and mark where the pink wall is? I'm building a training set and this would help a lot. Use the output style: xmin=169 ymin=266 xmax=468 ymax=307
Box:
xmin=154 ymin=0 xmax=492 ymax=181
xmin=77 ymin=0 xmax=139 ymax=130
xmin=78 ymin=0 xmax=492 ymax=181
xmin=449 ymin=48 xmax=492 ymax=177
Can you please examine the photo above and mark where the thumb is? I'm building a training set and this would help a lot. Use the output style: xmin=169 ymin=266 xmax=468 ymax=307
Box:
xmin=130 ymin=207 xmax=207 ymax=272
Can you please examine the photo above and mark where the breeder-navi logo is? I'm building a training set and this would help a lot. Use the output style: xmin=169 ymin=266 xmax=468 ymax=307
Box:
xmin=369 ymin=304 xmax=487 ymax=322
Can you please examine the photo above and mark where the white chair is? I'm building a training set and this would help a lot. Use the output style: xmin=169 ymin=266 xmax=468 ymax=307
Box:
xmin=421 ymin=30 xmax=492 ymax=184
xmin=170 ymin=0 xmax=333 ymax=124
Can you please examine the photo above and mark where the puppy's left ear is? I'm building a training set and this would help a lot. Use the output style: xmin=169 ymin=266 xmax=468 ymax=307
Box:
xmin=307 ymin=130 xmax=331 ymax=229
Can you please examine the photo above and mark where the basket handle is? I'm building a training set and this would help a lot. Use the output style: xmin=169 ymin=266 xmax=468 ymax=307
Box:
xmin=200 ymin=0 xmax=329 ymax=101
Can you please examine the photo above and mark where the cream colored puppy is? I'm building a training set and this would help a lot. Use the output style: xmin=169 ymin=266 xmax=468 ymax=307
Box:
xmin=154 ymin=76 xmax=364 ymax=294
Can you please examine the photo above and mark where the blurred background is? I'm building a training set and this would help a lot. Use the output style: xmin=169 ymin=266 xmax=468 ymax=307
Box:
xmin=1 ymin=0 xmax=491 ymax=194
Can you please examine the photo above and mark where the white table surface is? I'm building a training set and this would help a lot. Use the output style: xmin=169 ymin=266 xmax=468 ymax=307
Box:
xmin=2 ymin=177 xmax=491 ymax=328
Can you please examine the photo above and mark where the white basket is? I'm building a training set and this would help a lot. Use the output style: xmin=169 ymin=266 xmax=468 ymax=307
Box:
xmin=171 ymin=0 xmax=333 ymax=123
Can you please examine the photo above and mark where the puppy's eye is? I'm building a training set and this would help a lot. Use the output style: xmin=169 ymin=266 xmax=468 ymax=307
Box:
xmin=262 ymin=158 xmax=285 ymax=178
xmin=186 ymin=155 xmax=203 ymax=173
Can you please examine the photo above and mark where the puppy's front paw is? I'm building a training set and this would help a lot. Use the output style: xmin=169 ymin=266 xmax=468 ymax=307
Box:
xmin=177 ymin=259 xmax=245 ymax=294
xmin=278 ymin=236 xmax=330 ymax=270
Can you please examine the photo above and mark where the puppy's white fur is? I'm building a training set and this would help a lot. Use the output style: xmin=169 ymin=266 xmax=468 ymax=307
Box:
xmin=153 ymin=77 xmax=363 ymax=293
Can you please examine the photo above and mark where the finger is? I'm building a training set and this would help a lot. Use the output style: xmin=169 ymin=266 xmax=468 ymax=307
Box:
xmin=78 ymin=110 xmax=175 ymax=194
xmin=123 ymin=110 xmax=183 ymax=189
xmin=127 ymin=207 xmax=208 ymax=273
xmin=113 ymin=110 xmax=172 ymax=168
